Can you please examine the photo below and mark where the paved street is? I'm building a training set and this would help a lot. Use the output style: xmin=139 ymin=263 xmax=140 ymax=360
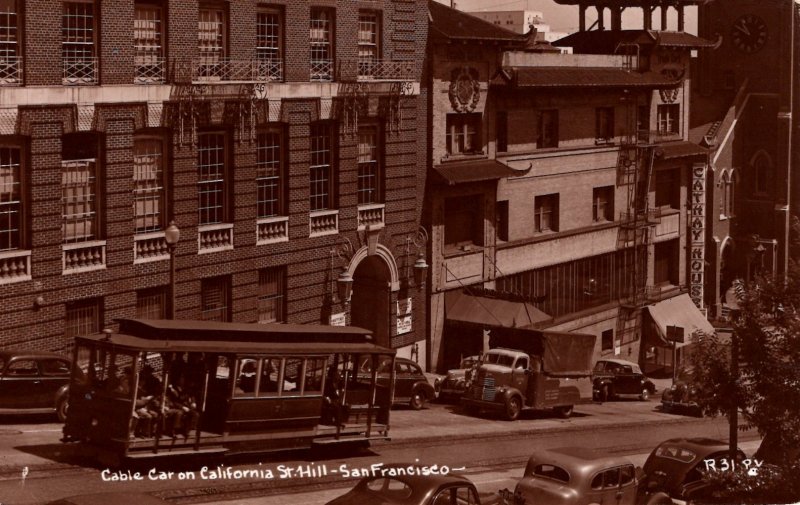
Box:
xmin=0 ymin=399 xmax=760 ymax=505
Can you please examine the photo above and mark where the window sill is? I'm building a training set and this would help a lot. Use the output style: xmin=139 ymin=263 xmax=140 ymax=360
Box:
xmin=63 ymin=240 xmax=107 ymax=274
xmin=0 ymin=249 xmax=32 ymax=284
xmin=257 ymin=216 xmax=289 ymax=245
xmin=134 ymin=231 xmax=169 ymax=264
xmin=309 ymin=209 xmax=339 ymax=237
xmin=198 ymin=223 xmax=234 ymax=254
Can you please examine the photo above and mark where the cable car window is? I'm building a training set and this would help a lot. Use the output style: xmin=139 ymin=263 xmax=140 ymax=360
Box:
xmin=235 ymin=358 xmax=258 ymax=397
xmin=260 ymin=358 xmax=282 ymax=396
xmin=283 ymin=358 xmax=302 ymax=394
xmin=304 ymin=358 xmax=325 ymax=395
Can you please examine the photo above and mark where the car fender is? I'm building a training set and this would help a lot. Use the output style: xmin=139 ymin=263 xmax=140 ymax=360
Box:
xmin=413 ymin=381 xmax=436 ymax=399
xmin=644 ymin=380 xmax=657 ymax=393
xmin=54 ymin=384 xmax=70 ymax=407
xmin=500 ymin=387 xmax=524 ymax=404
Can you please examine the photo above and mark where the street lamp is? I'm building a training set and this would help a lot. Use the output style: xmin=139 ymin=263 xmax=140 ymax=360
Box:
xmin=165 ymin=220 xmax=180 ymax=319
xmin=337 ymin=270 xmax=354 ymax=305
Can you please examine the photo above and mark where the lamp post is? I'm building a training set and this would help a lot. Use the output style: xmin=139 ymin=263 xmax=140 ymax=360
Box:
xmin=164 ymin=221 xmax=180 ymax=319
xmin=337 ymin=270 xmax=354 ymax=305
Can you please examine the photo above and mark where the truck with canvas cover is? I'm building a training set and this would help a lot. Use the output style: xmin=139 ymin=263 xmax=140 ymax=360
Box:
xmin=462 ymin=327 xmax=596 ymax=421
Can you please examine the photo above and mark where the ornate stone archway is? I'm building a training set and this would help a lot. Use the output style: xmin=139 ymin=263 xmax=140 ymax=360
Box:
xmin=344 ymin=244 xmax=401 ymax=292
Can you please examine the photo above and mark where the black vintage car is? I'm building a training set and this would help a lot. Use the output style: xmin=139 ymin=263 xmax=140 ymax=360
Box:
xmin=0 ymin=349 xmax=71 ymax=422
xmin=360 ymin=356 xmax=437 ymax=410
xmin=661 ymin=367 xmax=701 ymax=415
xmin=642 ymin=438 xmax=745 ymax=503
xmin=592 ymin=359 xmax=656 ymax=402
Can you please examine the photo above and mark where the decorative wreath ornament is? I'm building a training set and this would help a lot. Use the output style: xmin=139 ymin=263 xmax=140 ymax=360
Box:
xmin=659 ymin=87 xmax=680 ymax=104
xmin=449 ymin=67 xmax=481 ymax=113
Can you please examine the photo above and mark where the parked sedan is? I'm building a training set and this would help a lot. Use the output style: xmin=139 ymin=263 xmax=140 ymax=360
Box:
xmin=592 ymin=359 xmax=656 ymax=402
xmin=512 ymin=447 xmax=672 ymax=505
xmin=325 ymin=465 xmax=491 ymax=505
xmin=661 ymin=367 xmax=701 ymax=415
xmin=439 ymin=355 xmax=480 ymax=402
xmin=0 ymin=349 xmax=71 ymax=422
xmin=359 ymin=357 xmax=437 ymax=410
xmin=642 ymin=438 xmax=745 ymax=503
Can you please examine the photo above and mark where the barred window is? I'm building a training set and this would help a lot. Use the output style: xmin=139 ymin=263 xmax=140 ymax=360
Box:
xmin=134 ymin=2 xmax=163 ymax=82
xmin=256 ymin=8 xmax=281 ymax=62
xmin=65 ymin=298 xmax=101 ymax=338
xmin=258 ymin=267 xmax=285 ymax=323
xmin=198 ymin=6 xmax=226 ymax=63
xmin=133 ymin=137 xmax=164 ymax=233
xmin=63 ymin=1 xmax=96 ymax=82
xmin=357 ymin=126 xmax=381 ymax=205
xmin=197 ymin=132 xmax=227 ymax=225
xmin=0 ymin=0 xmax=19 ymax=63
xmin=309 ymin=123 xmax=333 ymax=212
xmin=0 ymin=145 xmax=21 ymax=251
xmin=136 ymin=287 xmax=166 ymax=319
xmin=256 ymin=130 xmax=283 ymax=218
xmin=358 ymin=11 xmax=379 ymax=61
xmin=201 ymin=276 xmax=230 ymax=322
xmin=62 ymin=134 xmax=99 ymax=243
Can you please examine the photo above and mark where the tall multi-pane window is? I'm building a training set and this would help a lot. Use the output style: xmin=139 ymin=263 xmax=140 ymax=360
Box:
xmin=357 ymin=126 xmax=381 ymax=205
xmin=133 ymin=137 xmax=165 ymax=233
xmin=657 ymin=104 xmax=679 ymax=135
xmin=309 ymin=8 xmax=333 ymax=81
xmin=201 ymin=276 xmax=230 ymax=322
xmin=134 ymin=2 xmax=164 ymax=83
xmin=0 ymin=145 xmax=21 ymax=250
xmin=258 ymin=267 xmax=286 ymax=323
xmin=0 ymin=0 xmax=20 ymax=84
xmin=136 ymin=287 xmax=166 ymax=319
xmin=198 ymin=6 xmax=226 ymax=64
xmin=534 ymin=194 xmax=559 ymax=232
xmin=65 ymin=298 xmax=101 ymax=338
xmin=62 ymin=134 xmax=99 ymax=243
xmin=63 ymin=1 xmax=97 ymax=84
xmin=256 ymin=7 xmax=282 ymax=80
xmin=197 ymin=132 xmax=228 ymax=225
xmin=309 ymin=123 xmax=333 ymax=211
xmin=357 ymin=11 xmax=379 ymax=77
xmin=256 ymin=129 xmax=283 ymax=218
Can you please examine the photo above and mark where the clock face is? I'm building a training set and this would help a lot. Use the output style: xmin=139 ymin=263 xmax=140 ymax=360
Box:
xmin=731 ymin=14 xmax=768 ymax=53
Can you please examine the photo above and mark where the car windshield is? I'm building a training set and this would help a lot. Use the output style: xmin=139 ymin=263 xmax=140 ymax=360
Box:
xmin=532 ymin=464 xmax=570 ymax=484
xmin=654 ymin=445 xmax=697 ymax=463
xmin=462 ymin=357 xmax=477 ymax=368
xmin=593 ymin=362 xmax=605 ymax=372
xmin=364 ymin=477 xmax=413 ymax=500
xmin=484 ymin=353 xmax=515 ymax=367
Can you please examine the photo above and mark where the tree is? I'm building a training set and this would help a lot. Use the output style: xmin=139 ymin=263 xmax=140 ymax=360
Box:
xmin=690 ymin=271 xmax=800 ymax=503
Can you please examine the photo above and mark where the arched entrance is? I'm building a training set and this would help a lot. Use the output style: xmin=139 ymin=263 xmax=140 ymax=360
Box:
xmin=719 ymin=238 xmax=735 ymax=300
xmin=350 ymin=255 xmax=393 ymax=348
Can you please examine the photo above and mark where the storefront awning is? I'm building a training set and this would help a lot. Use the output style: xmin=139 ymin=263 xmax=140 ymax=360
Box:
xmin=445 ymin=289 xmax=551 ymax=328
xmin=433 ymin=159 xmax=530 ymax=185
xmin=646 ymin=293 xmax=715 ymax=348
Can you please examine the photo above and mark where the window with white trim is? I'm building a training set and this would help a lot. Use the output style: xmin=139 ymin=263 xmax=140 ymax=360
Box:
xmin=256 ymin=7 xmax=282 ymax=63
xmin=358 ymin=11 xmax=380 ymax=63
xmin=201 ymin=276 xmax=230 ymax=322
xmin=258 ymin=267 xmax=285 ymax=323
xmin=357 ymin=125 xmax=381 ymax=205
xmin=0 ymin=144 xmax=22 ymax=251
xmin=62 ymin=1 xmax=97 ymax=83
xmin=133 ymin=136 xmax=165 ymax=233
xmin=62 ymin=133 xmax=99 ymax=244
xmin=197 ymin=132 xmax=228 ymax=226
xmin=309 ymin=123 xmax=334 ymax=212
xmin=198 ymin=5 xmax=226 ymax=64
xmin=256 ymin=128 xmax=284 ymax=218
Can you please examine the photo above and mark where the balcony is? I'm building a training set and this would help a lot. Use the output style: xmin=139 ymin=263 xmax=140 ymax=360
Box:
xmin=309 ymin=210 xmax=339 ymax=237
xmin=133 ymin=231 xmax=169 ymax=263
xmin=63 ymin=240 xmax=106 ymax=273
xmin=310 ymin=59 xmax=334 ymax=82
xmin=0 ymin=249 xmax=31 ymax=284
xmin=63 ymin=57 xmax=98 ymax=85
xmin=342 ymin=59 xmax=415 ymax=82
xmin=0 ymin=57 xmax=22 ymax=85
xmin=256 ymin=216 xmax=289 ymax=245
xmin=357 ymin=204 xmax=385 ymax=230
xmin=198 ymin=223 xmax=234 ymax=253
xmin=134 ymin=57 xmax=166 ymax=84
xmin=188 ymin=58 xmax=283 ymax=83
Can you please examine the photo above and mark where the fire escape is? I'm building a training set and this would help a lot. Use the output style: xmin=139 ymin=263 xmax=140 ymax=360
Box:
xmin=615 ymin=83 xmax=659 ymax=344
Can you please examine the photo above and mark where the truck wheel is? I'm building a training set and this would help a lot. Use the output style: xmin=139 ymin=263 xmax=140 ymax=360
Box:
xmin=640 ymin=388 xmax=650 ymax=401
xmin=555 ymin=405 xmax=573 ymax=418
xmin=410 ymin=390 xmax=426 ymax=410
xmin=56 ymin=396 xmax=69 ymax=423
xmin=505 ymin=396 xmax=522 ymax=421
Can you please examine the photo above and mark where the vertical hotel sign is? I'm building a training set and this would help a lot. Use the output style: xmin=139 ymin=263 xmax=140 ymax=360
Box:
xmin=690 ymin=163 xmax=706 ymax=308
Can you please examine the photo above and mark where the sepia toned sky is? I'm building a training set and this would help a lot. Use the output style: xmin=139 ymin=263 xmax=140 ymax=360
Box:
xmin=432 ymin=0 xmax=699 ymax=35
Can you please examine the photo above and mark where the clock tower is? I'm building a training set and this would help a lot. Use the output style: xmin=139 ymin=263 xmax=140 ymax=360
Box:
xmin=695 ymin=0 xmax=798 ymax=308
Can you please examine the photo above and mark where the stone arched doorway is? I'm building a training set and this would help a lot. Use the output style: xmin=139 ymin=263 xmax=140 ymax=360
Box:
xmin=350 ymin=255 xmax=393 ymax=348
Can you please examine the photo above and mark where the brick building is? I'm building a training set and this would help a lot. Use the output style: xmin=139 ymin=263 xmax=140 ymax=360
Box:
xmin=0 ymin=0 xmax=430 ymax=362
xmin=426 ymin=1 xmax=715 ymax=376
